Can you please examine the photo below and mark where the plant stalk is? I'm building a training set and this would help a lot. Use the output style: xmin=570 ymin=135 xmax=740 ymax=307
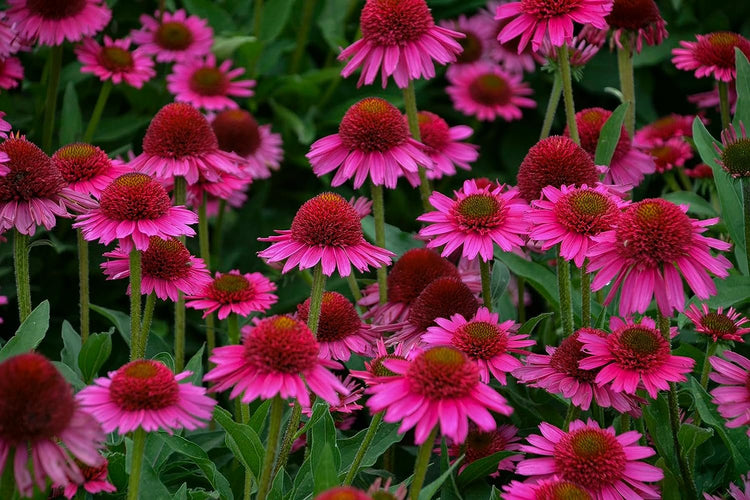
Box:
xmin=556 ymin=252 xmax=574 ymax=336
xmin=479 ymin=258 xmax=492 ymax=311
xmin=343 ymin=411 xmax=384 ymax=485
xmin=558 ymin=43 xmax=579 ymax=145
xmin=137 ymin=292 xmax=157 ymax=359
xmin=718 ymin=80 xmax=731 ymax=131
xmin=403 ymin=81 xmax=432 ymax=211
xmin=409 ymin=426 xmax=439 ymax=500
xmin=83 ymin=81 xmax=112 ymax=143
xmin=540 ymin=73 xmax=562 ymax=140
xmin=42 ymin=45 xmax=64 ymax=153
xmin=256 ymin=396 xmax=284 ymax=500
xmin=227 ymin=314 xmax=241 ymax=345
xmin=371 ymin=182 xmax=388 ymax=305
xmin=77 ymin=229 xmax=90 ymax=343
xmin=129 ymin=250 xmax=142 ymax=360
xmin=307 ymin=263 xmax=327 ymax=335
xmin=289 ymin=0 xmax=317 ymax=73
xmin=563 ymin=403 xmax=580 ymax=431
xmin=616 ymin=41 xmax=636 ymax=137
xmin=14 ymin=231 xmax=32 ymax=324
xmin=126 ymin=428 xmax=147 ymax=500
xmin=173 ymin=176 xmax=188 ymax=371
xmin=581 ymin=260 xmax=591 ymax=328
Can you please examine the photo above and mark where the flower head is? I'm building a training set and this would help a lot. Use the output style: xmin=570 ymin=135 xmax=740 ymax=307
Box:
xmin=350 ymin=338 xmax=411 ymax=387
xmin=6 ymin=0 xmax=111 ymax=46
xmin=75 ymin=36 xmax=155 ymax=88
xmin=541 ymin=28 xmax=607 ymax=67
xmin=643 ymin=137 xmax=694 ymax=173
xmin=52 ymin=143 xmax=130 ymax=197
xmin=60 ymin=457 xmax=116 ymax=499
xmin=704 ymin=474 xmax=750 ymax=500
xmin=448 ymin=424 xmax=522 ymax=474
xmin=315 ymin=487 xmax=371 ymax=500
xmin=415 ymin=111 xmax=478 ymax=180
xmin=131 ymin=9 xmax=213 ymax=63
xmin=440 ymin=14 xmax=497 ymax=68
xmin=167 ymin=54 xmax=255 ymax=111
xmin=672 ymin=32 xmax=750 ymax=82
xmin=709 ymin=351 xmax=750 ymax=437
xmin=686 ymin=303 xmax=750 ymax=342
xmin=502 ymin=477 xmax=593 ymax=500
xmin=483 ymin=1 xmax=543 ymax=73
xmin=0 ymin=56 xmax=23 ymax=91
xmin=715 ymin=123 xmax=750 ymax=178
xmin=212 ymin=109 xmax=283 ymax=180
xmin=186 ymin=270 xmax=277 ymax=320
xmin=605 ymin=0 xmax=667 ymax=53
xmin=634 ymin=114 xmax=694 ymax=147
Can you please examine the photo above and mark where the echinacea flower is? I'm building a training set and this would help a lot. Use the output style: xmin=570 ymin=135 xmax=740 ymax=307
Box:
xmin=686 ymin=303 xmax=750 ymax=342
xmin=258 ymin=192 xmax=394 ymax=276
xmin=483 ymin=1 xmax=543 ymax=73
xmin=74 ymin=172 xmax=197 ymax=251
xmin=686 ymin=163 xmax=714 ymax=179
xmin=0 ymin=56 xmax=23 ymax=91
xmin=672 ymin=32 xmax=750 ymax=82
xmin=0 ymin=111 xmax=10 ymax=140
xmin=185 ymin=170 xmax=252 ymax=214
xmin=604 ymin=0 xmax=668 ymax=53
xmin=526 ymin=184 xmax=626 ymax=267
xmin=367 ymin=478 xmax=407 ymax=500
xmin=440 ymin=14 xmax=497 ymax=70
xmin=52 ymin=143 xmax=131 ymax=198
xmin=578 ymin=316 xmax=694 ymax=398
xmin=418 ymin=179 xmax=528 ymax=261
xmin=75 ymin=36 xmax=155 ymax=88
xmin=315 ymin=487 xmax=371 ymax=500
xmin=414 ymin=111 xmax=478 ymax=180
xmin=587 ymin=198 xmax=732 ymax=316
xmin=540 ymin=28 xmax=606 ymax=68
xmin=446 ymin=62 xmax=535 ymax=122
xmin=704 ymin=473 xmax=750 ymax=500
xmin=447 ymin=424 xmax=522 ymax=475
xmin=367 ymin=346 xmax=513 ymax=444
xmin=167 ymin=54 xmax=255 ymax=111
xmin=338 ymin=0 xmax=464 ymax=88
xmin=516 ymin=136 xmax=600 ymax=202
xmin=709 ymin=351 xmax=750 ymax=436
xmin=643 ymin=137 xmax=694 ymax=173
xmin=422 ymin=307 xmax=533 ymax=384
xmin=634 ymin=114 xmax=695 ymax=147
xmin=690 ymin=82 xmax=738 ymax=113
xmin=503 ymin=477 xmax=593 ymax=500
xmin=77 ymin=359 xmax=216 ymax=434
xmin=350 ymin=338 xmax=412 ymax=387
xmin=0 ymin=353 xmax=106 ymax=498
xmin=6 ymin=0 xmax=111 ymax=46
xmin=516 ymin=419 xmax=663 ymax=499
xmin=715 ymin=123 xmax=750 ymax=178
xmin=186 ymin=270 xmax=277 ymax=320
xmin=131 ymin=9 xmax=213 ymax=63
xmin=307 ymin=97 xmax=432 ymax=189
xmin=59 ymin=457 xmax=116 ymax=499
xmin=204 ymin=315 xmax=349 ymax=407
xmin=211 ymin=109 xmax=283 ymax=180
xmin=0 ymin=18 xmax=30 ymax=57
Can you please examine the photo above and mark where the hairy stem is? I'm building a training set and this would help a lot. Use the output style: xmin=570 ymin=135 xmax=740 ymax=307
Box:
xmin=479 ymin=258 xmax=492 ymax=311
xmin=558 ymin=43 xmax=579 ymax=145
xmin=14 ymin=231 xmax=31 ymax=324
xmin=540 ymin=73 xmax=563 ymax=140
xmin=617 ymin=41 xmax=636 ymax=137
xmin=83 ymin=81 xmax=112 ymax=143
xmin=126 ymin=428 xmax=147 ymax=500
xmin=409 ymin=426 xmax=439 ymax=500
xmin=77 ymin=230 xmax=90 ymax=343
xmin=371 ymin=182 xmax=388 ymax=305
xmin=137 ymin=292 xmax=157 ymax=359
xmin=256 ymin=396 xmax=285 ymax=500
xmin=307 ymin=263 xmax=327 ymax=335
xmin=129 ymin=250 xmax=142 ymax=360
xmin=343 ymin=411 xmax=384 ymax=485
xmin=403 ymin=81 xmax=432 ymax=211
xmin=556 ymin=252 xmax=574 ymax=336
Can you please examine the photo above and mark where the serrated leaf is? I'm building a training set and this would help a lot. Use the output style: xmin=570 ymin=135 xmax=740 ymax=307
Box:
xmin=60 ymin=82 xmax=82 ymax=145
xmin=78 ymin=332 xmax=111 ymax=383
xmin=213 ymin=406 xmax=264 ymax=480
xmin=594 ymin=102 xmax=629 ymax=166
xmin=0 ymin=301 xmax=50 ymax=362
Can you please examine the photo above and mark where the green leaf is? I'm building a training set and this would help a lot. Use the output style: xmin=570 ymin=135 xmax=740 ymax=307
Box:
xmin=317 ymin=0 xmax=350 ymax=50
xmin=490 ymin=259 xmax=510 ymax=312
xmin=268 ymin=99 xmax=316 ymax=144
xmin=313 ymin=445 xmax=338 ymax=495
xmin=456 ymin=451 xmax=515 ymax=487
xmin=678 ymin=423 xmax=713 ymax=471
xmin=182 ymin=0 xmax=235 ymax=32
xmin=361 ymin=216 xmax=421 ymax=256
xmin=153 ymin=352 xmax=175 ymax=371
xmin=59 ymin=82 xmax=82 ymax=145
xmin=60 ymin=320 xmax=82 ymax=377
xmin=309 ymin=402 xmax=340 ymax=494
xmin=184 ymin=344 xmax=205 ymax=386
xmin=52 ymin=361 xmax=85 ymax=391
xmin=594 ymin=102 xmax=629 ymax=166
xmin=260 ymin=0 xmax=295 ymax=42
xmin=249 ymin=399 xmax=273 ymax=433
xmin=212 ymin=35 xmax=256 ymax=59
xmin=0 ymin=301 xmax=50 ymax=362
xmin=656 ymin=458 xmax=682 ymax=500
xmin=643 ymin=393 xmax=680 ymax=475
xmin=78 ymin=332 xmax=112 ymax=383
xmin=494 ymin=250 xmax=558 ymax=307
xmin=157 ymin=433 xmax=234 ymax=500
xmin=90 ymin=303 xmax=130 ymax=344
xmin=213 ymin=406 xmax=264 ymax=480
xmin=708 ymin=275 xmax=750 ymax=308
xmin=338 ymin=421 xmax=404 ymax=476
xmin=518 ymin=312 xmax=554 ymax=336
xmin=734 ymin=48 xmax=750 ymax=129
xmin=662 ymin=191 xmax=718 ymax=218
xmin=418 ymin=455 xmax=463 ymax=500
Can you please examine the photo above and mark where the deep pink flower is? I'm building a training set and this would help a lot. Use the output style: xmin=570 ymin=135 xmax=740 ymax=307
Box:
xmin=0 ymin=56 xmax=23 ymax=91
xmin=503 ymin=477 xmax=593 ymax=500
xmin=690 ymin=82 xmax=738 ymax=112
xmin=483 ymin=1 xmax=543 ymax=73
xmin=686 ymin=163 xmax=715 ymax=179
xmin=316 ymin=487 xmax=371 ymax=500
xmin=6 ymin=0 xmax=111 ymax=46
xmin=350 ymin=338 xmax=412 ymax=387
xmin=686 ymin=303 xmax=750 ymax=343
xmin=131 ymin=9 xmax=213 ymax=63
xmin=643 ymin=137 xmax=694 ymax=173
xmin=60 ymin=457 xmax=116 ymax=499
xmin=704 ymin=473 xmax=750 ymax=500
xmin=634 ymin=114 xmax=695 ymax=147
xmin=709 ymin=351 xmax=750 ymax=437
xmin=540 ymin=28 xmax=606 ymax=67
xmin=184 ymin=170 xmax=252 ymax=214
xmin=673 ymin=32 xmax=750 ymax=82
xmin=447 ymin=424 xmax=522 ymax=475
xmin=0 ymin=17 xmax=30 ymax=57
xmin=211 ymin=109 xmax=283 ymax=180
xmin=167 ymin=54 xmax=254 ymax=111
xmin=414 ymin=111 xmax=478 ymax=180
xmin=300 ymin=375 xmax=364 ymax=424
xmin=186 ymin=270 xmax=277 ymax=320
xmin=0 ymin=111 xmax=10 ymax=140
xmin=604 ymin=0 xmax=668 ymax=53
xmin=715 ymin=123 xmax=750 ymax=179
xmin=440 ymin=14 xmax=498 ymax=70
xmin=75 ymin=36 xmax=155 ymax=89
xmin=52 ymin=143 xmax=131 ymax=198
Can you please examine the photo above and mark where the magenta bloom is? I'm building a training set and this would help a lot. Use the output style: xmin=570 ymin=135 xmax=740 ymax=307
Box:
xmin=644 ymin=137 xmax=694 ymax=173
xmin=516 ymin=419 xmax=663 ymax=499
xmin=366 ymin=346 xmax=513 ymax=444
xmin=526 ymin=184 xmax=626 ymax=267
xmin=446 ymin=62 xmax=535 ymax=122
xmin=77 ymin=360 xmax=216 ymax=434
xmin=6 ymin=0 xmax=110 ymax=46
xmin=307 ymin=98 xmax=432 ymax=189
xmin=211 ymin=109 xmax=283 ymax=180
xmin=52 ymin=143 xmax=131 ymax=198
xmin=587 ymin=198 xmax=732 ymax=316
xmin=709 ymin=351 xmax=750 ymax=437
xmin=204 ymin=315 xmax=349 ymax=407
xmin=259 ymin=192 xmax=393 ymax=277
xmin=0 ymin=111 xmax=10 ymax=140
xmin=634 ymin=114 xmax=695 ymax=147
xmin=350 ymin=338 xmax=413 ymax=387
xmin=579 ymin=316 xmax=694 ymax=399
xmin=0 ymin=56 xmax=23 ymax=91
xmin=704 ymin=474 xmax=750 ymax=500
xmin=605 ymin=0 xmax=668 ymax=53
xmin=418 ymin=179 xmax=528 ymax=262
xmin=186 ymin=270 xmax=277 ymax=320
xmin=415 ymin=111 xmax=479 ymax=180
xmin=690 ymin=82 xmax=738 ymax=113
xmin=422 ymin=307 xmax=533 ymax=384
xmin=496 ymin=0 xmax=612 ymax=53
xmin=686 ymin=303 xmax=750 ymax=343
xmin=484 ymin=1 xmax=543 ymax=74
xmin=447 ymin=424 xmax=522 ymax=475
xmin=0 ymin=18 xmax=30 ymax=57
xmin=167 ymin=54 xmax=255 ymax=111
xmin=541 ymin=27 xmax=606 ymax=67
xmin=440 ymin=14 xmax=498 ymax=71
xmin=131 ymin=9 xmax=213 ymax=63
xmin=503 ymin=477 xmax=593 ymax=500
xmin=75 ymin=36 xmax=155 ymax=89
xmin=60 ymin=457 xmax=116 ymax=499
xmin=672 ymin=32 xmax=750 ymax=82
xmin=184 ymin=170 xmax=252 ymax=214
xmin=338 ymin=0 xmax=464 ymax=88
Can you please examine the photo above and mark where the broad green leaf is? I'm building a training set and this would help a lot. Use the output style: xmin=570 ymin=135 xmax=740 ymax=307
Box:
xmin=269 ymin=99 xmax=316 ymax=144
xmin=313 ymin=445 xmax=338 ymax=495
xmin=158 ymin=433 xmax=234 ymax=500
xmin=182 ymin=0 xmax=235 ymax=32
xmin=361 ymin=216 xmax=421 ymax=256
xmin=418 ymin=455 xmax=463 ymax=500
xmin=518 ymin=312 xmax=554 ymax=336
xmin=662 ymin=191 xmax=718 ymax=218
xmin=0 ymin=301 xmax=50 ymax=362
xmin=213 ymin=406 xmax=264 ymax=480
xmin=309 ymin=402 xmax=340 ymax=494
xmin=52 ymin=361 xmax=85 ymax=391
xmin=643 ymin=393 xmax=680 ymax=475
xmin=656 ymin=458 xmax=682 ymax=500
xmin=494 ymin=250 xmax=558 ymax=307
xmin=60 ymin=320 xmax=82 ymax=377
xmin=60 ymin=82 xmax=82 ymax=145
xmin=78 ymin=332 xmax=112 ymax=383
xmin=317 ymin=0 xmax=350 ymax=50
xmin=260 ymin=0 xmax=295 ymax=42
xmin=490 ymin=259 xmax=510 ymax=312
xmin=338 ymin=421 xmax=404 ymax=476
xmin=249 ymin=399 xmax=273 ymax=433
xmin=90 ymin=304 xmax=171 ymax=355
xmin=457 ymin=451 xmax=515 ymax=487
xmin=734 ymin=48 xmax=750 ymax=129
xmin=292 ymin=456 xmax=313 ymax=499
xmin=594 ymin=102 xmax=629 ymax=166
xmin=678 ymin=423 xmax=713 ymax=471
xmin=212 ymin=35 xmax=256 ymax=59
xmin=184 ymin=344 xmax=205 ymax=386
xmin=707 ymin=275 xmax=750 ymax=308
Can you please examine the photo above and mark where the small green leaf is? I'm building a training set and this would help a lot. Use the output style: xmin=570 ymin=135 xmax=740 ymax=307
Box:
xmin=213 ymin=406 xmax=264 ymax=480
xmin=678 ymin=423 xmax=713 ymax=471
xmin=518 ymin=312 xmax=554 ymax=336
xmin=662 ymin=191 xmax=718 ymax=218
xmin=249 ymin=399 xmax=273 ymax=433
xmin=457 ymin=451 xmax=515 ymax=487
xmin=309 ymin=401 xmax=340 ymax=494
xmin=90 ymin=303 xmax=130 ymax=344
xmin=418 ymin=455 xmax=463 ymax=500
xmin=361 ymin=216 xmax=421 ymax=256
xmin=152 ymin=352 xmax=175 ymax=372
xmin=212 ymin=35 xmax=256 ymax=59
xmin=157 ymin=433 xmax=234 ymax=500
xmin=594 ymin=102 xmax=629 ymax=166
xmin=60 ymin=320 xmax=82 ymax=377
xmin=260 ymin=0 xmax=295 ymax=42
xmin=184 ymin=344 xmax=205 ymax=385
xmin=52 ymin=361 xmax=85 ymax=391
xmin=490 ymin=259 xmax=510 ymax=312
xmin=494 ymin=250 xmax=559 ymax=307
xmin=338 ymin=421 xmax=404 ymax=476
xmin=60 ymin=82 xmax=82 ymax=145
xmin=78 ymin=332 xmax=112 ymax=382
xmin=0 ymin=301 xmax=50 ymax=362
xmin=734 ymin=48 xmax=750 ymax=129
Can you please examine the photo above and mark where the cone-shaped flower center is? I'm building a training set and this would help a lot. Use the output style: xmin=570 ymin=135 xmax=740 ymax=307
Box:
xmin=462 ymin=428 xmax=509 ymax=463
xmin=110 ymin=360 xmax=180 ymax=411
xmin=555 ymin=188 xmax=620 ymax=236
xmin=339 ymin=98 xmax=410 ymax=152
xmin=695 ymin=32 xmax=750 ymax=70
xmin=142 ymin=237 xmax=192 ymax=281
xmin=155 ymin=21 xmax=194 ymax=50
xmin=99 ymin=173 xmax=172 ymax=221
xmin=387 ymin=248 xmax=460 ymax=304
xmin=610 ymin=325 xmax=670 ymax=371
xmin=605 ymin=0 xmax=662 ymax=30
xmin=468 ymin=74 xmax=511 ymax=106
xmin=408 ymin=277 xmax=479 ymax=332
xmin=0 ymin=137 xmax=66 ymax=201
xmin=360 ymin=0 xmax=434 ymax=46
xmin=720 ymin=137 xmax=750 ymax=177
xmin=53 ymin=143 xmax=112 ymax=183
xmin=535 ymin=480 xmax=593 ymax=500
xmin=27 ymin=0 xmax=86 ymax=19
xmin=520 ymin=0 xmax=582 ymax=19
xmin=79 ymin=458 xmax=108 ymax=482
xmin=297 ymin=292 xmax=362 ymax=343
xmin=189 ymin=67 xmax=230 ymax=96
xmin=290 ymin=192 xmax=363 ymax=247
xmin=616 ymin=199 xmax=693 ymax=266
xmin=701 ymin=312 xmax=737 ymax=335
xmin=0 ymin=353 xmax=75 ymax=444
xmin=369 ymin=354 xmax=406 ymax=377
xmin=550 ymin=329 xmax=603 ymax=383
xmin=457 ymin=31 xmax=483 ymax=64
xmin=408 ymin=347 xmax=479 ymax=399
xmin=554 ymin=428 xmax=626 ymax=490
xmin=212 ymin=109 xmax=261 ymax=157
xmin=142 ymin=102 xmax=218 ymax=158
xmin=453 ymin=321 xmax=508 ymax=360
xmin=316 ymin=487 xmax=371 ymax=500
xmin=210 ymin=273 xmax=254 ymax=303
xmin=455 ymin=193 xmax=504 ymax=230
xmin=575 ymin=108 xmax=631 ymax=162
xmin=244 ymin=316 xmax=319 ymax=373
xmin=417 ymin=111 xmax=451 ymax=153
xmin=99 ymin=46 xmax=134 ymax=72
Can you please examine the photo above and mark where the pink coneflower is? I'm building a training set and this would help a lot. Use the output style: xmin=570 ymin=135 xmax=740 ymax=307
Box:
xmin=495 ymin=0 xmax=612 ymax=53
xmin=441 ymin=14 xmax=497 ymax=70
xmin=338 ymin=0 xmax=464 ymax=88
xmin=130 ymin=102 xmax=241 ymax=185
xmin=704 ymin=473 xmax=750 ymax=500
xmin=307 ymin=98 xmax=432 ymax=189
xmin=131 ymin=9 xmax=213 ymax=63
xmin=483 ymin=1 xmax=542 ymax=73
xmin=570 ymin=107 xmax=655 ymax=187
xmin=60 ymin=457 xmax=116 ymax=499
xmin=578 ymin=316 xmax=694 ymax=398
xmin=715 ymin=123 xmax=750 ymax=178
xmin=709 ymin=351 xmax=750 ymax=437
xmin=212 ymin=109 xmax=283 ymax=180
xmin=527 ymin=184 xmax=626 ymax=267
xmin=73 ymin=172 xmax=197 ymax=251
xmin=6 ymin=0 xmax=111 ymax=46
xmin=75 ymin=36 xmax=155 ymax=89
xmin=605 ymin=0 xmax=668 ymax=53
xmin=367 ymin=346 xmax=513 ymax=444
xmin=297 ymin=291 xmax=377 ymax=361
xmin=634 ymin=114 xmax=694 ymax=147
xmin=349 ymin=196 xmax=372 ymax=218
xmin=448 ymin=424 xmax=522 ymax=475
xmin=0 ymin=18 xmax=30 ymax=57
xmin=503 ymin=477 xmax=593 ymax=500
xmin=167 ymin=54 xmax=255 ymax=111
xmin=185 ymin=170 xmax=252 ymax=214
xmin=350 ymin=338 xmax=412 ymax=387
xmin=673 ymin=32 xmax=750 ymax=82
xmin=316 ymin=487 xmax=371 ymax=500
xmin=514 ymin=328 xmax=642 ymax=412
xmin=204 ymin=315 xmax=349 ymax=407
xmin=516 ymin=419 xmax=663 ymax=499
xmin=587 ymin=198 xmax=732 ymax=316
xmin=0 ymin=135 xmax=95 ymax=235
xmin=686 ymin=303 xmax=750 ymax=342
xmin=418 ymin=179 xmax=528 ymax=261
xmin=0 ymin=353 xmax=105 ymax=498
xmin=446 ymin=62 xmax=535 ymax=122
xmin=541 ymin=28 xmax=606 ymax=67
xmin=687 ymin=163 xmax=714 ymax=179
xmin=52 ymin=143 xmax=130 ymax=198
xmin=690 ymin=82 xmax=738 ymax=112
xmin=186 ymin=270 xmax=277 ymax=320
xmin=0 ymin=111 xmax=10 ymax=140
xmin=643 ymin=137 xmax=694 ymax=173
xmin=414 ymin=111 xmax=478 ymax=180
xmin=367 ymin=478 xmax=407 ymax=500
xmin=77 ymin=359 xmax=215 ymax=434
xmin=0 ymin=56 xmax=23 ymax=91
xmin=422 ymin=307 xmax=532 ymax=384
xmin=259 ymin=192 xmax=393 ymax=276
xmin=300 ymin=375 xmax=364 ymax=433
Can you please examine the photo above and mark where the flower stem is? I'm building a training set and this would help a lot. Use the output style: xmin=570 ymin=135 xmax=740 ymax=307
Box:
xmin=138 ymin=292 xmax=157 ymax=359
xmin=126 ymin=428 xmax=147 ymax=500
xmin=700 ymin=342 xmax=718 ymax=389
xmin=273 ymin=402 xmax=301 ymax=478
xmin=198 ymin=195 xmax=217 ymax=359
xmin=173 ymin=176 xmax=188 ymax=371
xmin=371 ymin=182 xmax=388 ymax=305
xmin=14 ymin=231 xmax=31 ymax=324
xmin=77 ymin=229 xmax=90 ymax=343
xmin=403 ymin=81 xmax=432 ymax=211
xmin=307 ymin=263 xmax=327 ymax=335
xmin=581 ymin=260 xmax=590 ymax=328
xmin=256 ymin=396 xmax=284 ymax=500
xmin=616 ymin=41 xmax=636 ymax=137
xmin=743 ymin=178 xmax=750 ymax=274
xmin=556 ymin=252 xmax=574 ymax=336
xmin=83 ymin=81 xmax=112 ymax=143
xmin=212 ymin=199 xmax=227 ymax=269
xmin=129 ymin=250 xmax=142 ymax=361
xmin=558 ymin=43 xmax=579 ymax=145
xmin=227 ymin=314 xmax=241 ymax=345
xmin=346 ymin=273 xmax=364 ymax=312
xmin=563 ymin=403 xmax=580 ymax=431
xmin=540 ymin=73 xmax=562 ymax=140
xmin=343 ymin=411 xmax=384 ymax=485
xmin=479 ymin=258 xmax=492 ymax=311
xmin=517 ymin=276 xmax=526 ymax=323
xmin=289 ymin=0 xmax=316 ymax=73
xmin=718 ymin=80 xmax=731 ymax=131
xmin=409 ymin=426 xmax=439 ymax=500
xmin=42 ymin=45 xmax=64 ymax=153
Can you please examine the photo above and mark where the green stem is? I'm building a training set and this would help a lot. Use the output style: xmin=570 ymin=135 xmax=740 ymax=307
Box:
xmin=175 ymin=293 xmax=186 ymax=371
xmin=248 ymin=0 xmax=264 ymax=77
xmin=718 ymin=80 xmax=731 ymax=131
xmin=0 ymin=450 xmax=15 ymax=498
xmin=409 ymin=426 xmax=439 ymax=500
xmin=563 ymin=403 xmax=580 ymax=431
xmin=129 ymin=250 xmax=142 ymax=361
xmin=677 ymin=168 xmax=693 ymax=191
xmin=621 ymin=413 xmax=631 ymax=432
xmin=138 ymin=292 xmax=157 ymax=359
xmin=206 ymin=314 xmax=216 ymax=360
xmin=616 ymin=41 xmax=636 ymax=137
xmin=256 ymin=396 xmax=284 ymax=500
xmin=82 ymin=81 xmax=112 ymax=143
xmin=558 ymin=43 xmax=579 ymax=145
xmin=343 ymin=412 xmax=384 ymax=485
xmin=743 ymin=179 xmax=750 ymax=275
xmin=273 ymin=402 xmax=301 ymax=478
xmin=479 ymin=258 xmax=492 ymax=311
xmin=227 ymin=314 xmax=241 ymax=345
xmin=700 ymin=342 xmax=718 ymax=389
xmin=126 ymin=428 xmax=147 ymax=500
xmin=241 ymin=399 xmax=252 ymax=500
xmin=593 ymin=401 xmax=605 ymax=427
xmin=42 ymin=45 xmax=64 ymax=153
xmin=403 ymin=81 xmax=432 ymax=211
xmin=581 ymin=260 xmax=590 ymax=328
xmin=371 ymin=182 xmax=388 ymax=305
xmin=346 ymin=273 xmax=363 ymax=311
xmin=517 ymin=276 xmax=526 ymax=323
xmin=540 ymin=73 xmax=562 ymax=140
xmin=77 ymin=229 xmax=90 ymax=343
xmin=198 ymin=195 xmax=211 ymax=268
xmin=556 ymin=252 xmax=574 ymax=336
xmin=212 ymin=199 xmax=227 ymax=269
xmin=14 ymin=231 xmax=31 ymax=324
xmin=664 ymin=171 xmax=682 ymax=193
xmin=289 ymin=0 xmax=316 ymax=73
xmin=307 ymin=263 xmax=327 ymax=335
